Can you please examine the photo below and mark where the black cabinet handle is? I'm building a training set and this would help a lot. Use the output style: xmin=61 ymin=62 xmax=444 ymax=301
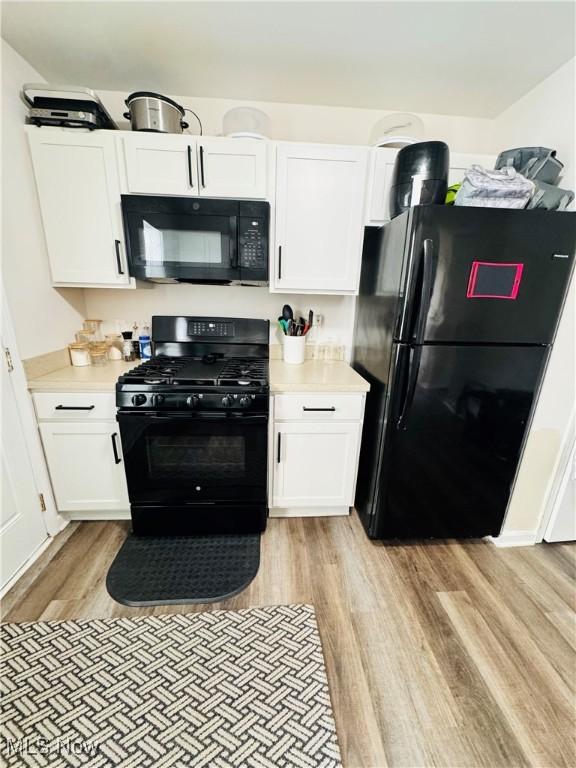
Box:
xmin=199 ymin=145 xmax=206 ymax=187
xmin=55 ymin=405 xmax=95 ymax=411
xmin=111 ymin=432 xmax=122 ymax=464
xmin=187 ymin=145 xmax=194 ymax=187
xmin=278 ymin=246 xmax=282 ymax=280
xmin=302 ymin=407 xmax=336 ymax=412
xmin=277 ymin=432 xmax=282 ymax=463
xmin=115 ymin=240 xmax=124 ymax=275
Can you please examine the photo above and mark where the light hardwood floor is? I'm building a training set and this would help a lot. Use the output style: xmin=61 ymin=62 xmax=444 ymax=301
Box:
xmin=2 ymin=515 xmax=575 ymax=768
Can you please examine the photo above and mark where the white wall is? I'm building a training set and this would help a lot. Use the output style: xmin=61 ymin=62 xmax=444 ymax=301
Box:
xmin=84 ymin=286 xmax=356 ymax=352
xmin=1 ymin=40 xmax=86 ymax=359
xmin=495 ymin=58 xmax=576 ymax=537
xmin=98 ymin=89 xmax=495 ymax=152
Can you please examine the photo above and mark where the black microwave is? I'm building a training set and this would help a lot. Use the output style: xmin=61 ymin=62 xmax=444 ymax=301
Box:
xmin=121 ymin=195 xmax=269 ymax=285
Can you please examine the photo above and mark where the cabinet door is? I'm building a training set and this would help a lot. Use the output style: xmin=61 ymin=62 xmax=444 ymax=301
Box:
xmin=40 ymin=421 xmax=129 ymax=512
xmin=122 ymin=133 xmax=198 ymax=195
xmin=274 ymin=143 xmax=368 ymax=292
xmin=273 ymin=421 xmax=360 ymax=507
xmin=365 ymin=147 xmax=399 ymax=225
xmin=197 ymin=138 xmax=268 ymax=199
xmin=27 ymin=129 xmax=129 ymax=286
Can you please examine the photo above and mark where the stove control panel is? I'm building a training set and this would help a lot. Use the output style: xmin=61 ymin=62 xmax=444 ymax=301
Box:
xmin=118 ymin=391 xmax=266 ymax=412
xmin=188 ymin=320 xmax=234 ymax=337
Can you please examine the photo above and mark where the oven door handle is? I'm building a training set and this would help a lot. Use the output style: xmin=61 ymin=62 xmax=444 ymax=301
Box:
xmin=121 ymin=412 xmax=268 ymax=422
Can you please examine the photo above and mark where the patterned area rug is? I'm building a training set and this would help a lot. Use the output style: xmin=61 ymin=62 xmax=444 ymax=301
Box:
xmin=1 ymin=605 xmax=342 ymax=767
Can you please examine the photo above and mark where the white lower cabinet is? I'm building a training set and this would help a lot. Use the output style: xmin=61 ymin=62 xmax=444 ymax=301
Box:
xmin=270 ymin=392 xmax=365 ymax=516
xmin=34 ymin=392 xmax=129 ymax=515
xmin=39 ymin=422 xmax=129 ymax=513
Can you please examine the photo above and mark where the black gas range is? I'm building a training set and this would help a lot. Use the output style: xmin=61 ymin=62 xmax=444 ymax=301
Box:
xmin=116 ymin=316 xmax=269 ymax=536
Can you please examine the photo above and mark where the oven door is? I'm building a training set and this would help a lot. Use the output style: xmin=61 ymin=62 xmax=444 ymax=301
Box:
xmin=117 ymin=411 xmax=268 ymax=506
xmin=122 ymin=196 xmax=239 ymax=283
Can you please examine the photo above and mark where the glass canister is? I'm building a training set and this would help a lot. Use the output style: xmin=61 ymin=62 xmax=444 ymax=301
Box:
xmin=83 ymin=319 xmax=103 ymax=340
xmin=69 ymin=342 xmax=91 ymax=367
xmin=75 ymin=329 xmax=96 ymax=344
xmin=89 ymin=342 xmax=109 ymax=366
xmin=105 ymin=333 xmax=123 ymax=360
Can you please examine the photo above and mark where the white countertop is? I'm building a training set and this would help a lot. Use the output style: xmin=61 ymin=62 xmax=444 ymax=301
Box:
xmin=269 ymin=360 xmax=369 ymax=392
xmin=28 ymin=361 xmax=134 ymax=392
xmin=28 ymin=359 xmax=370 ymax=394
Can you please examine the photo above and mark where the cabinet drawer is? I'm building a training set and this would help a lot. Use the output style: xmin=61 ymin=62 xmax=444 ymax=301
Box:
xmin=33 ymin=392 xmax=116 ymax=421
xmin=274 ymin=393 xmax=364 ymax=421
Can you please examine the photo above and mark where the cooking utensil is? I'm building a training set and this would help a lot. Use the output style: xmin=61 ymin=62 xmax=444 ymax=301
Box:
xmin=282 ymin=305 xmax=294 ymax=322
xmin=124 ymin=92 xmax=189 ymax=134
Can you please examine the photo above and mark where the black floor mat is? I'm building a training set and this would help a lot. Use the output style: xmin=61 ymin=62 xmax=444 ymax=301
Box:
xmin=106 ymin=533 xmax=261 ymax=606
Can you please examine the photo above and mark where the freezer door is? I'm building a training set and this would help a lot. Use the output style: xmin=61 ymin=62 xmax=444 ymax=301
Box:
xmin=370 ymin=343 xmax=548 ymax=539
xmin=397 ymin=206 xmax=575 ymax=344
xmin=353 ymin=221 xmax=409 ymax=529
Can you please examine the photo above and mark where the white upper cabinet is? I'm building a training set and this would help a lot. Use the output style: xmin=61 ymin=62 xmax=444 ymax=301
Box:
xmin=365 ymin=147 xmax=399 ymax=226
xmin=364 ymin=148 xmax=497 ymax=225
xmin=273 ymin=143 xmax=369 ymax=293
xmin=197 ymin=138 xmax=268 ymax=199
xmin=27 ymin=128 xmax=130 ymax=287
xmin=122 ymin=133 xmax=198 ymax=195
xmin=122 ymin=134 xmax=267 ymax=199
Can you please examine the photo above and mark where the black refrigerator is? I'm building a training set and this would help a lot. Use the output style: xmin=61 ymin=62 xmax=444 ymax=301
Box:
xmin=352 ymin=205 xmax=575 ymax=540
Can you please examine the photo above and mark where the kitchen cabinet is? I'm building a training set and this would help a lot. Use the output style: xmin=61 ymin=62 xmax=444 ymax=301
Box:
xmin=364 ymin=148 xmax=497 ymax=225
xmin=273 ymin=143 xmax=369 ymax=293
xmin=26 ymin=128 xmax=131 ymax=287
xmin=34 ymin=392 xmax=129 ymax=515
xmin=122 ymin=134 xmax=198 ymax=195
xmin=122 ymin=134 xmax=267 ymax=199
xmin=197 ymin=138 xmax=268 ymax=199
xmin=270 ymin=392 xmax=365 ymax=515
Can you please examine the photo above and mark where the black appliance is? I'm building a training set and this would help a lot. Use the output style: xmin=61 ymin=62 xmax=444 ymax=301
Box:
xmin=352 ymin=205 xmax=575 ymax=540
xmin=116 ymin=316 xmax=270 ymax=536
xmin=22 ymin=84 xmax=117 ymax=130
xmin=389 ymin=141 xmax=449 ymax=219
xmin=121 ymin=196 xmax=269 ymax=285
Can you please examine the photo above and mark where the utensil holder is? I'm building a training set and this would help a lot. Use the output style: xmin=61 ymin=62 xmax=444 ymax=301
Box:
xmin=283 ymin=335 xmax=306 ymax=365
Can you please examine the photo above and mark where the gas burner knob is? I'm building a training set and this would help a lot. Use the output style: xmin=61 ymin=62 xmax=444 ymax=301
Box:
xmin=131 ymin=394 xmax=147 ymax=406
xmin=186 ymin=395 xmax=199 ymax=409
xmin=239 ymin=396 xmax=251 ymax=408
xmin=221 ymin=395 xmax=234 ymax=407
xmin=151 ymin=394 xmax=165 ymax=407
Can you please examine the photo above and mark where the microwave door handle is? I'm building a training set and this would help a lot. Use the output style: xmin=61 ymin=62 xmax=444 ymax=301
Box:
xmin=230 ymin=217 xmax=238 ymax=268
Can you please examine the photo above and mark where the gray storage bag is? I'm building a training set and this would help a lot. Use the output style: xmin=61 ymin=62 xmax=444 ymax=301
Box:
xmin=527 ymin=181 xmax=574 ymax=211
xmin=495 ymin=147 xmax=563 ymax=184
xmin=454 ymin=165 xmax=534 ymax=208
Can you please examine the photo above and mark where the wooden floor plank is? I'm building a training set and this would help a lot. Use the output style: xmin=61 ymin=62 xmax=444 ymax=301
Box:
xmin=2 ymin=515 xmax=575 ymax=768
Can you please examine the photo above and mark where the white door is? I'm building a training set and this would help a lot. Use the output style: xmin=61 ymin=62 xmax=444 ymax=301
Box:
xmin=27 ymin=128 xmax=129 ymax=286
xmin=273 ymin=421 xmax=360 ymax=507
xmin=40 ymin=421 xmax=129 ymax=512
xmin=274 ymin=143 xmax=368 ymax=293
xmin=1 ymin=346 xmax=48 ymax=588
xmin=122 ymin=134 xmax=198 ymax=195
xmin=197 ymin=138 xmax=268 ymax=199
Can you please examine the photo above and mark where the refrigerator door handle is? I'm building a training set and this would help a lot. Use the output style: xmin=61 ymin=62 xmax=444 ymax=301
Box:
xmin=396 ymin=345 xmax=422 ymax=431
xmin=414 ymin=238 xmax=435 ymax=345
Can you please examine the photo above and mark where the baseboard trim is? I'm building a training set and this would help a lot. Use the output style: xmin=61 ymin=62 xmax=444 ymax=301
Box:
xmin=62 ymin=510 xmax=131 ymax=521
xmin=488 ymin=529 xmax=540 ymax=548
xmin=269 ymin=506 xmax=351 ymax=518
xmin=0 ymin=535 xmax=55 ymax=599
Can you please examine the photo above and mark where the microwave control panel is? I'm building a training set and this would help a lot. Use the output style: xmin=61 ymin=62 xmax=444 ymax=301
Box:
xmin=239 ymin=216 xmax=268 ymax=272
